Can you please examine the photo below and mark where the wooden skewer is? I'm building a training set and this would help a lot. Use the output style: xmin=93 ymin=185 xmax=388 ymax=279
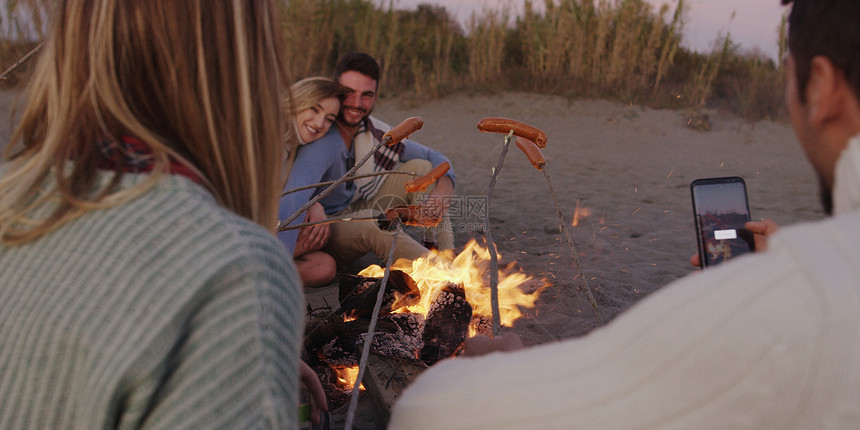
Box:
xmin=0 ymin=42 xmax=43 ymax=82
xmin=482 ymin=130 xmax=514 ymax=337
xmin=344 ymin=221 xmax=402 ymax=430
xmin=281 ymin=171 xmax=418 ymax=197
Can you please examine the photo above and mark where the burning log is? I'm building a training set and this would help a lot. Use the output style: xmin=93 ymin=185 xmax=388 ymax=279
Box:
xmin=305 ymin=272 xmax=487 ymax=419
xmin=420 ymin=283 xmax=472 ymax=365
xmin=357 ymin=313 xmax=425 ymax=363
xmin=306 ymin=279 xmax=475 ymax=368
xmin=338 ymin=270 xmax=420 ymax=319
xmin=306 ymin=314 xmax=424 ymax=367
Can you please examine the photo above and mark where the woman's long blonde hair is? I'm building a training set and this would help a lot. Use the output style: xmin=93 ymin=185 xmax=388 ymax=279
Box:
xmin=289 ymin=77 xmax=346 ymax=116
xmin=0 ymin=0 xmax=291 ymax=245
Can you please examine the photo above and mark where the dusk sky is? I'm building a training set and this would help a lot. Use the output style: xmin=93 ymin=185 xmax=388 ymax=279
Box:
xmin=393 ymin=0 xmax=788 ymax=61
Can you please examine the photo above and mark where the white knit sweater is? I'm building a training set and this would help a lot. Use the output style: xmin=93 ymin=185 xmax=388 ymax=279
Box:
xmin=388 ymin=135 xmax=860 ymax=429
xmin=0 ymin=170 xmax=304 ymax=429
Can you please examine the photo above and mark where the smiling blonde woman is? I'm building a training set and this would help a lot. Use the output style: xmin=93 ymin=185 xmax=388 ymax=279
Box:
xmin=282 ymin=77 xmax=346 ymax=288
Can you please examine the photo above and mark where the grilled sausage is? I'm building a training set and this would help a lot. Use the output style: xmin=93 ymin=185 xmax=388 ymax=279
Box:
xmin=404 ymin=161 xmax=451 ymax=192
xmin=515 ymin=137 xmax=546 ymax=170
xmin=384 ymin=205 xmax=442 ymax=227
xmin=477 ymin=117 xmax=547 ymax=148
xmin=383 ymin=116 xmax=424 ymax=146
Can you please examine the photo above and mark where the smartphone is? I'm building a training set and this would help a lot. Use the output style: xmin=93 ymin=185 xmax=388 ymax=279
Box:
xmin=690 ymin=176 xmax=755 ymax=268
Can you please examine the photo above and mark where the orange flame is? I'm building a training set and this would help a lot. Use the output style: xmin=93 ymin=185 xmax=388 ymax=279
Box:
xmin=358 ymin=239 xmax=547 ymax=335
xmin=572 ymin=201 xmax=592 ymax=227
xmin=333 ymin=366 xmax=364 ymax=391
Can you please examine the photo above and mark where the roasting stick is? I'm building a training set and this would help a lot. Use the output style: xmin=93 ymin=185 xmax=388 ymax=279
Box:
xmin=279 ymin=164 xmax=449 ymax=231
xmin=0 ymin=42 xmax=43 ymax=82
xmin=481 ymin=131 xmax=513 ymax=336
xmin=277 ymin=215 xmax=381 ymax=231
xmin=277 ymin=116 xmax=424 ymax=231
xmin=476 ymin=117 xmax=551 ymax=336
xmin=279 ymin=202 xmax=443 ymax=231
xmin=514 ymin=137 xmax=604 ymax=325
xmin=344 ymin=220 xmax=402 ymax=430
xmin=281 ymin=171 xmax=418 ymax=196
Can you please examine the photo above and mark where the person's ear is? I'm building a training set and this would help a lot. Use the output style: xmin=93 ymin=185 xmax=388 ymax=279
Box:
xmin=806 ymin=55 xmax=843 ymax=127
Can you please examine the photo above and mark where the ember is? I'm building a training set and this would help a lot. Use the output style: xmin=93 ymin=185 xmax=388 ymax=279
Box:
xmin=572 ymin=200 xmax=592 ymax=227
xmin=334 ymin=366 xmax=363 ymax=391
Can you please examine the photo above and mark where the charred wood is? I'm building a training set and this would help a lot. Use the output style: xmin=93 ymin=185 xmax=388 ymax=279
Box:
xmin=337 ymin=270 xmax=420 ymax=318
xmin=420 ymin=283 xmax=472 ymax=365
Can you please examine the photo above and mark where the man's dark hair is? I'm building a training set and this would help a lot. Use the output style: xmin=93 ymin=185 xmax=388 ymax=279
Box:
xmin=782 ymin=0 xmax=860 ymax=103
xmin=334 ymin=52 xmax=381 ymax=84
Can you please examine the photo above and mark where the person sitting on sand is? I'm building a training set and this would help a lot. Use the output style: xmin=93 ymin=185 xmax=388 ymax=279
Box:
xmin=387 ymin=0 xmax=860 ymax=428
xmin=278 ymin=52 xmax=456 ymax=276
xmin=281 ymin=77 xmax=346 ymax=287
xmin=0 ymin=0 xmax=327 ymax=427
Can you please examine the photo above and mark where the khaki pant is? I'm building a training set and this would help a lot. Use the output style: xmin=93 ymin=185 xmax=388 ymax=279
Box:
xmin=324 ymin=159 xmax=455 ymax=266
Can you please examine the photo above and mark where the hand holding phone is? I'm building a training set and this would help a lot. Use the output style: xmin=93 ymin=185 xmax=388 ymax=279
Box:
xmin=691 ymin=177 xmax=755 ymax=268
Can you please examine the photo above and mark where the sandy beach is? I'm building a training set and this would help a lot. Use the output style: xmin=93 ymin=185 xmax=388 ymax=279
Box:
xmin=317 ymin=91 xmax=824 ymax=426
xmin=371 ymin=91 xmax=824 ymax=334
xmin=1 ymin=88 xmax=825 ymax=427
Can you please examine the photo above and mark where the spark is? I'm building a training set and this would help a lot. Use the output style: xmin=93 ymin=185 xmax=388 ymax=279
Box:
xmin=666 ymin=169 xmax=675 ymax=179
xmin=632 ymin=207 xmax=641 ymax=215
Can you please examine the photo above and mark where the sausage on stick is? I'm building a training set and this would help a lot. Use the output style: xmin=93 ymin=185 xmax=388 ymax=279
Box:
xmin=404 ymin=161 xmax=450 ymax=192
xmin=514 ymin=137 xmax=546 ymax=170
xmin=384 ymin=205 xmax=441 ymax=227
xmin=477 ymin=117 xmax=547 ymax=148
xmin=383 ymin=116 xmax=424 ymax=146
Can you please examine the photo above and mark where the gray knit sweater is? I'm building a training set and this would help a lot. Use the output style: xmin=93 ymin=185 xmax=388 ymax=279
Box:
xmin=0 ymin=171 xmax=304 ymax=429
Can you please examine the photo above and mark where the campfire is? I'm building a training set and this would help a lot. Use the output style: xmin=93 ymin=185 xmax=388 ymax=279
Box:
xmin=303 ymin=239 xmax=547 ymax=407
xmin=359 ymin=239 xmax=544 ymax=332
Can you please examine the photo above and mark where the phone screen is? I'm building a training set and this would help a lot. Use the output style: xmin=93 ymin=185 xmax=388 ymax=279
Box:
xmin=691 ymin=177 xmax=754 ymax=267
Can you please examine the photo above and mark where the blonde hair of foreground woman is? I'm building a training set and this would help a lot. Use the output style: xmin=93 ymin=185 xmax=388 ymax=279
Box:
xmin=0 ymin=0 xmax=291 ymax=245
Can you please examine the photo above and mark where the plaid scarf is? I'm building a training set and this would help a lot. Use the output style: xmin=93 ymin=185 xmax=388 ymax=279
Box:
xmin=352 ymin=117 xmax=404 ymax=201
xmin=97 ymin=136 xmax=202 ymax=184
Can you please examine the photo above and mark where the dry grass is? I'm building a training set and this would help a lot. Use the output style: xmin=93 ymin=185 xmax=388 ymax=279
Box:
xmin=1 ymin=0 xmax=787 ymax=121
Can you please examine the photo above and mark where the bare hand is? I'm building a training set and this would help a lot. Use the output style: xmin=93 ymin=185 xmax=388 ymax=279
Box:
xmin=294 ymin=203 xmax=331 ymax=256
xmin=689 ymin=219 xmax=779 ymax=267
xmin=421 ymin=175 xmax=453 ymax=220
xmin=300 ymin=361 xmax=328 ymax=426
xmin=464 ymin=333 xmax=524 ymax=357
xmin=745 ymin=219 xmax=779 ymax=251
